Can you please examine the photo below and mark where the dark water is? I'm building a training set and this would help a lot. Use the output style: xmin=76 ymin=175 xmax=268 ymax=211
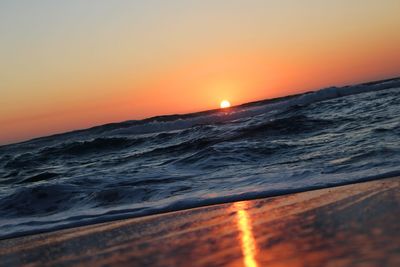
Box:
xmin=1 ymin=78 xmax=399 ymax=239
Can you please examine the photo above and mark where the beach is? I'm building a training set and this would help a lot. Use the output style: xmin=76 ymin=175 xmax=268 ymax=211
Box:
xmin=1 ymin=177 xmax=399 ymax=267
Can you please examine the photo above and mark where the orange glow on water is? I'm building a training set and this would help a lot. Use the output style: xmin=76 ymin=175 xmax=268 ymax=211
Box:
xmin=234 ymin=202 xmax=258 ymax=267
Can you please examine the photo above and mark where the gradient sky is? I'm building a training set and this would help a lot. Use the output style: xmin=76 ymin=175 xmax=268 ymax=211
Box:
xmin=1 ymin=0 xmax=399 ymax=145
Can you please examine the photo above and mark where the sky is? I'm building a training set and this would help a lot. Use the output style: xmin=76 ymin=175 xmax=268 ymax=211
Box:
xmin=1 ymin=0 xmax=399 ymax=145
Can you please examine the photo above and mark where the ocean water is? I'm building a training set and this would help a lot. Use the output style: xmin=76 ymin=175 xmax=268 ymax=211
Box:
xmin=1 ymin=78 xmax=399 ymax=239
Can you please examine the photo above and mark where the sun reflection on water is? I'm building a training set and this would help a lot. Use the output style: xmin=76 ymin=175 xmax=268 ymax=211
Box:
xmin=234 ymin=202 xmax=258 ymax=267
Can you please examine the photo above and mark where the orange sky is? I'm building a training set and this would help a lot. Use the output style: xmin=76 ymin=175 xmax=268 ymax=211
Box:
xmin=1 ymin=1 xmax=399 ymax=145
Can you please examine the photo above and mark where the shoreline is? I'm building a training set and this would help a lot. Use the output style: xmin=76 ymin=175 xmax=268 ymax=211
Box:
xmin=1 ymin=170 xmax=399 ymax=241
xmin=1 ymin=176 xmax=399 ymax=266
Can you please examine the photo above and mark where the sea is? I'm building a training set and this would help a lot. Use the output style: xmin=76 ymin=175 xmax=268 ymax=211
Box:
xmin=1 ymin=78 xmax=399 ymax=239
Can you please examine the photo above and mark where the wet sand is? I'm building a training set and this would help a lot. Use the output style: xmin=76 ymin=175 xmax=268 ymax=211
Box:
xmin=0 ymin=177 xmax=399 ymax=267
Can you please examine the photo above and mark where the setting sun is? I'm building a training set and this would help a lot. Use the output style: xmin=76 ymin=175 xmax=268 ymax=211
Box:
xmin=220 ymin=100 xmax=231 ymax=109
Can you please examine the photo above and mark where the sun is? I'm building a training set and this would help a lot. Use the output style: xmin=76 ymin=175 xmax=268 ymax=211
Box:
xmin=220 ymin=100 xmax=231 ymax=109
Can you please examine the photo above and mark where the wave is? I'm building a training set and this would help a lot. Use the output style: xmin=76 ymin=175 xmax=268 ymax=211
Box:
xmin=102 ymin=79 xmax=400 ymax=137
xmin=17 ymin=172 xmax=60 ymax=184
xmin=2 ymin=137 xmax=143 ymax=170
xmin=41 ymin=137 xmax=142 ymax=156
xmin=0 ymin=184 xmax=78 ymax=217
xmin=1 ymin=169 xmax=399 ymax=240
xmin=235 ymin=115 xmax=334 ymax=137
